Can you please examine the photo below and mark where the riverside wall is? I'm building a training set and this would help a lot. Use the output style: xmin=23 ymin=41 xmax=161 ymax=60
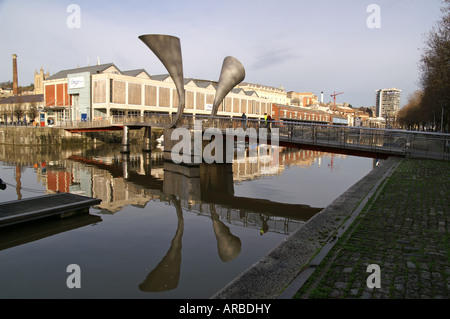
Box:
xmin=0 ymin=126 xmax=159 ymax=146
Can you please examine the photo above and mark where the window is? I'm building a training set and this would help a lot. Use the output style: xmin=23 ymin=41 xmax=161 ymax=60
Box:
xmin=112 ymin=81 xmax=126 ymax=104
xmin=196 ymin=92 xmax=205 ymax=110
xmin=159 ymin=87 xmax=170 ymax=107
xmin=128 ymin=83 xmax=141 ymax=105
xmin=93 ymin=80 xmax=106 ymax=103
xmin=186 ymin=91 xmax=194 ymax=109
xmin=145 ymin=85 xmax=157 ymax=106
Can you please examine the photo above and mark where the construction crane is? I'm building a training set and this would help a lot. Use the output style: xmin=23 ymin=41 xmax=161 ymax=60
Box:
xmin=330 ymin=91 xmax=344 ymax=111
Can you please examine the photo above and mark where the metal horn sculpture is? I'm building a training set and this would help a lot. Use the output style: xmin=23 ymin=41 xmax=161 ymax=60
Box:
xmin=212 ymin=56 xmax=245 ymax=116
xmin=139 ymin=34 xmax=185 ymax=128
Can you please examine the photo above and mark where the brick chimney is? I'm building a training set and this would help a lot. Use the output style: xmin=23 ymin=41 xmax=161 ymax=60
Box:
xmin=12 ymin=54 xmax=18 ymax=95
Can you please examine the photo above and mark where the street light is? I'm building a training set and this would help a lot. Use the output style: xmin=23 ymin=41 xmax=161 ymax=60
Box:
xmin=440 ymin=100 xmax=448 ymax=133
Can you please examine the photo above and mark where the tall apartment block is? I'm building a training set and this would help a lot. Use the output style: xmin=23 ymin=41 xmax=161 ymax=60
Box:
xmin=375 ymin=88 xmax=401 ymax=118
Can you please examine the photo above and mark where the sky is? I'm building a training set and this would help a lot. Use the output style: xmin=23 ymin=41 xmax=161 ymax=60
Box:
xmin=0 ymin=0 xmax=445 ymax=108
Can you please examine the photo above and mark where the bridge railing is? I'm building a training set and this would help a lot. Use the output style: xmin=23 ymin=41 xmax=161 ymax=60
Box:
xmin=113 ymin=114 xmax=174 ymax=126
xmin=58 ymin=114 xmax=450 ymax=160
xmin=276 ymin=120 xmax=450 ymax=160
xmin=57 ymin=118 xmax=114 ymax=129
xmin=188 ymin=116 xmax=450 ymax=160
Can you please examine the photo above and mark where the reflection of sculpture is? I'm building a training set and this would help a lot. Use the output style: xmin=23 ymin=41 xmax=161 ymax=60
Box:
xmin=138 ymin=196 xmax=184 ymax=292
xmin=139 ymin=34 xmax=245 ymax=126
xmin=210 ymin=205 xmax=241 ymax=262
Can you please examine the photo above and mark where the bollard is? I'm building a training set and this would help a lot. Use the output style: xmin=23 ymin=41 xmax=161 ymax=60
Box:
xmin=121 ymin=126 xmax=130 ymax=153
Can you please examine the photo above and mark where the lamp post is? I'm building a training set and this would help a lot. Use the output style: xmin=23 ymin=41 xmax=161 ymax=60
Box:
xmin=440 ymin=100 xmax=448 ymax=133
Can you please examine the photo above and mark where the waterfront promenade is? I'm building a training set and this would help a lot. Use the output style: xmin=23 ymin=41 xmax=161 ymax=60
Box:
xmin=212 ymin=157 xmax=449 ymax=299
xmin=293 ymin=157 xmax=449 ymax=299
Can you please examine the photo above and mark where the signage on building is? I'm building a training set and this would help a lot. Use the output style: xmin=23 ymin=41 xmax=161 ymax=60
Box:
xmin=69 ymin=77 xmax=85 ymax=89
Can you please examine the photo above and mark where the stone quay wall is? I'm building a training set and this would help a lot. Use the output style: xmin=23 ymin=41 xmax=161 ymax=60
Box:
xmin=0 ymin=126 xmax=158 ymax=146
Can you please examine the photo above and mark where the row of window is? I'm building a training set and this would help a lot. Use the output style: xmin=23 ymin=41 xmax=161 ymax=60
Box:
xmin=93 ymin=80 xmax=270 ymax=115
xmin=279 ymin=109 xmax=330 ymax=122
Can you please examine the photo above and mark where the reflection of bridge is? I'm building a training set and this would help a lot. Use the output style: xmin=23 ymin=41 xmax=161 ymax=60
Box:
xmin=60 ymin=114 xmax=450 ymax=161
xmin=67 ymin=154 xmax=322 ymax=226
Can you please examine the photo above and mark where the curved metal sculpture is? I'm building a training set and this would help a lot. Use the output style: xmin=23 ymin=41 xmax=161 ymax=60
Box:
xmin=212 ymin=56 xmax=245 ymax=116
xmin=139 ymin=34 xmax=245 ymax=125
xmin=139 ymin=34 xmax=185 ymax=128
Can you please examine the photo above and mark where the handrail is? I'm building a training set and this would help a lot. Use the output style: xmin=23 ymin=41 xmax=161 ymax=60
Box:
xmin=55 ymin=114 xmax=449 ymax=161
xmin=56 ymin=114 xmax=450 ymax=137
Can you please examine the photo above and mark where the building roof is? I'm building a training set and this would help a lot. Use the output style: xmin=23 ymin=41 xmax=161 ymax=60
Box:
xmin=244 ymin=90 xmax=258 ymax=97
xmin=376 ymin=88 xmax=401 ymax=92
xmin=122 ymin=69 xmax=151 ymax=78
xmin=192 ymin=79 xmax=217 ymax=89
xmin=239 ymin=82 xmax=286 ymax=92
xmin=336 ymin=105 xmax=355 ymax=113
xmin=46 ymin=63 xmax=118 ymax=80
xmin=0 ymin=94 xmax=44 ymax=104
xmin=149 ymin=74 xmax=171 ymax=81
xmin=231 ymin=88 xmax=245 ymax=95
xmin=273 ymin=103 xmax=329 ymax=115
xmin=287 ymin=91 xmax=316 ymax=95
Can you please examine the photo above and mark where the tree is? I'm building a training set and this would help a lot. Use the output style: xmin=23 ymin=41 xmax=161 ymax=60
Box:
xmin=13 ymin=97 xmax=25 ymax=123
xmin=0 ymin=109 xmax=8 ymax=124
xmin=398 ymin=90 xmax=424 ymax=130
xmin=0 ymin=81 xmax=13 ymax=89
xmin=419 ymin=0 xmax=450 ymax=131
xmin=27 ymin=101 xmax=39 ymax=123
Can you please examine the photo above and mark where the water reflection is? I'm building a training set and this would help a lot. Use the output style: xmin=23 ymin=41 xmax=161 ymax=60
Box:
xmin=139 ymin=196 xmax=184 ymax=292
xmin=210 ymin=204 xmax=242 ymax=262
xmin=0 ymin=144 xmax=345 ymax=234
xmin=0 ymin=143 xmax=372 ymax=297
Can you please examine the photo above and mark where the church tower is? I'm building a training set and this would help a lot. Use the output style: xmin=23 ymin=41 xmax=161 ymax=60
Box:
xmin=34 ymin=66 xmax=49 ymax=94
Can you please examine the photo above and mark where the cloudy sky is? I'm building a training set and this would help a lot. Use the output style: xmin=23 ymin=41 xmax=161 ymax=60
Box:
xmin=0 ymin=0 xmax=445 ymax=107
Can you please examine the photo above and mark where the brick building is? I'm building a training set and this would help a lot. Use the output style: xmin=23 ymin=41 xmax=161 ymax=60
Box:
xmin=42 ymin=63 xmax=272 ymax=126
xmin=271 ymin=103 xmax=332 ymax=124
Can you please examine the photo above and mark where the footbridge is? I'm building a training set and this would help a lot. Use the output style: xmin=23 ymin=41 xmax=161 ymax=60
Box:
xmin=57 ymin=34 xmax=449 ymax=161
xmin=60 ymin=114 xmax=450 ymax=161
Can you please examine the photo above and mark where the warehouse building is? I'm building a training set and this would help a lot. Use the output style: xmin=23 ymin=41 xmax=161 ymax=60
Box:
xmin=42 ymin=63 xmax=272 ymax=126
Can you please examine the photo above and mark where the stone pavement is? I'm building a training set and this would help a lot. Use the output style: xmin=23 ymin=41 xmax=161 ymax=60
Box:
xmin=212 ymin=156 xmax=402 ymax=299
xmin=294 ymin=158 xmax=449 ymax=299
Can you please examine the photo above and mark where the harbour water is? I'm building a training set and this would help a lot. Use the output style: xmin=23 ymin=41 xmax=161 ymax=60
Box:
xmin=0 ymin=143 xmax=375 ymax=298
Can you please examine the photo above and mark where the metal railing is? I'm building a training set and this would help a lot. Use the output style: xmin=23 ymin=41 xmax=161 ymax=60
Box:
xmin=276 ymin=120 xmax=450 ymax=161
xmin=57 ymin=117 xmax=114 ymax=129
xmin=57 ymin=114 xmax=450 ymax=161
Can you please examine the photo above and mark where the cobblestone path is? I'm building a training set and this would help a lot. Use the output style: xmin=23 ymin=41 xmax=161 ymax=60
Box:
xmin=295 ymin=158 xmax=449 ymax=299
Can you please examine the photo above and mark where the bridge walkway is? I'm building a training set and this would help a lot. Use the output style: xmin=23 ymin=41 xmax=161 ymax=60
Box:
xmin=59 ymin=115 xmax=450 ymax=161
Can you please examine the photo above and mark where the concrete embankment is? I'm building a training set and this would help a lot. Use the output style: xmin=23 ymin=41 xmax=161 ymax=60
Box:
xmin=211 ymin=156 xmax=401 ymax=299
xmin=0 ymin=126 xmax=90 ymax=145
xmin=0 ymin=126 xmax=157 ymax=145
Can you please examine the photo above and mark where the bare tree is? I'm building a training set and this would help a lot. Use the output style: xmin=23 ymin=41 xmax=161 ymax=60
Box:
xmin=27 ymin=101 xmax=39 ymax=124
xmin=0 ymin=109 xmax=7 ymax=124
xmin=419 ymin=0 xmax=450 ymax=131
xmin=398 ymin=90 xmax=425 ymax=130
xmin=13 ymin=97 xmax=25 ymax=124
